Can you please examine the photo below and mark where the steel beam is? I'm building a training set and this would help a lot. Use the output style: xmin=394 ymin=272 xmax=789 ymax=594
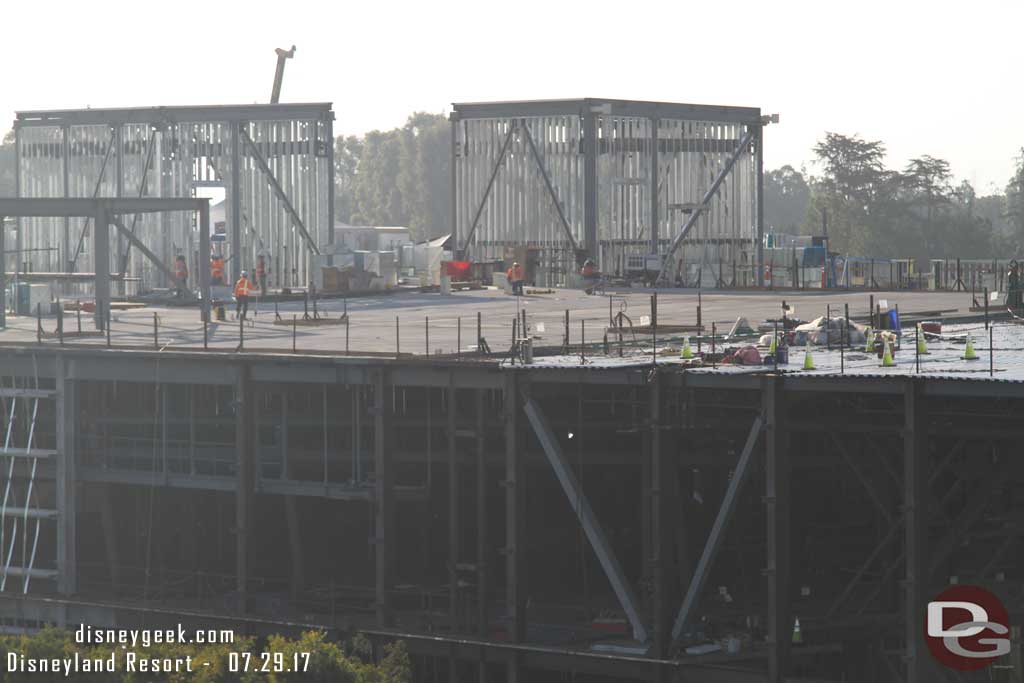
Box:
xmin=671 ymin=415 xmax=763 ymax=640
xmin=0 ymin=198 xmax=208 ymax=217
xmin=15 ymin=103 xmax=333 ymax=128
xmin=110 ymin=218 xmax=178 ymax=284
xmin=240 ymin=128 xmax=320 ymax=256
xmin=657 ymin=129 xmax=755 ymax=280
xmin=521 ymin=123 xmax=580 ymax=253
xmin=523 ymin=397 xmax=648 ymax=643
xmin=452 ymin=98 xmax=762 ymax=125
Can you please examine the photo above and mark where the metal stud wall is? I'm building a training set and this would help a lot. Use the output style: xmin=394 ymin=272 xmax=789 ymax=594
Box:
xmin=452 ymin=98 xmax=763 ymax=286
xmin=14 ymin=103 xmax=335 ymax=292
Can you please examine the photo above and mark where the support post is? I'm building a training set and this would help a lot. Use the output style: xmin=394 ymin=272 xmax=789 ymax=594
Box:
xmin=475 ymin=389 xmax=488 ymax=682
xmin=504 ymin=372 xmax=523 ymax=682
xmin=234 ymin=364 xmax=252 ymax=614
xmin=904 ymin=379 xmax=932 ymax=682
xmin=231 ymin=123 xmax=243 ymax=283
xmin=582 ymin=111 xmax=598 ymax=263
xmin=450 ymin=114 xmax=459 ymax=257
xmin=764 ymin=377 xmax=791 ymax=682
xmin=756 ymin=123 xmax=765 ymax=287
xmin=374 ymin=369 xmax=394 ymax=626
xmin=199 ymin=201 xmax=211 ymax=322
xmin=93 ymin=206 xmax=110 ymax=331
xmin=55 ymin=355 xmax=77 ymax=595
xmin=326 ymin=114 xmax=335 ymax=246
xmin=448 ymin=374 xmax=460 ymax=633
xmin=650 ymin=118 xmax=659 ymax=256
xmin=650 ymin=371 xmax=673 ymax=682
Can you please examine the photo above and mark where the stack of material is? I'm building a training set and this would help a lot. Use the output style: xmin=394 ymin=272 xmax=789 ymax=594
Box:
xmin=760 ymin=316 xmax=867 ymax=347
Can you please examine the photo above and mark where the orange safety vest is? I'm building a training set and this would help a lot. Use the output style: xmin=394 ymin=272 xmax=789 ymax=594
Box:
xmin=512 ymin=264 xmax=523 ymax=281
xmin=211 ymin=259 xmax=224 ymax=279
xmin=234 ymin=277 xmax=251 ymax=297
xmin=506 ymin=267 xmax=514 ymax=282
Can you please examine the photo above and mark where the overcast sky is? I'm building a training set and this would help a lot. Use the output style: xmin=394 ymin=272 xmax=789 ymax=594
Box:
xmin=5 ymin=0 xmax=1021 ymax=193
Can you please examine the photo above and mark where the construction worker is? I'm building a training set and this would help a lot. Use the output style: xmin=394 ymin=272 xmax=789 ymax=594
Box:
xmin=256 ymin=255 xmax=268 ymax=297
xmin=234 ymin=270 xmax=252 ymax=320
xmin=210 ymin=254 xmax=225 ymax=286
xmin=509 ymin=261 xmax=524 ymax=295
xmin=174 ymin=255 xmax=189 ymax=298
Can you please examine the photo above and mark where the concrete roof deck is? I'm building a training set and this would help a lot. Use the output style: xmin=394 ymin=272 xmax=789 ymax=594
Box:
xmin=0 ymin=286 xmax=998 ymax=365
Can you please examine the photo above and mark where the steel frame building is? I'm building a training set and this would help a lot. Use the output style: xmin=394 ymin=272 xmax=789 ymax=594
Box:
xmin=0 ymin=339 xmax=1009 ymax=682
xmin=13 ymin=103 xmax=334 ymax=290
xmin=451 ymin=98 xmax=766 ymax=286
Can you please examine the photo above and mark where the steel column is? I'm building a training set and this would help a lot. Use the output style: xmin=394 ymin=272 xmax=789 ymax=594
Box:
xmin=325 ymin=115 xmax=335 ymax=246
xmin=650 ymin=118 xmax=659 ymax=256
xmin=650 ymin=371 xmax=673 ymax=683
xmin=504 ymin=373 xmax=523 ymax=682
xmin=93 ymin=207 xmax=110 ymax=331
xmin=374 ymin=369 xmax=394 ymax=626
xmin=55 ymin=356 xmax=76 ymax=595
xmin=764 ymin=377 xmax=791 ymax=682
xmin=904 ymin=379 xmax=932 ymax=682
xmin=448 ymin=375 xmax=460 ymax=633
xmin=523 ymin=397 xmax=648 ymax=643
xmin=582 ymin=112 xmax=598 ymax=262
xmin=450 ymin=114 xmax=459 ymax=257
xmin=756 ymin=124 xmax=765 ymax=287
xmin=234 ymin=365 xmax=252 ymax=614
xmin=231 ymin=122 xmax=243 ymax=282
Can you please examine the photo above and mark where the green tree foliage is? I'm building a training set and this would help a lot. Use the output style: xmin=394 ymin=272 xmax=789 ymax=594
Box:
xmin=787 ymin=133 xmax=1000 ymax=259
xmin=764 ymin=165 xmax=811 ymax=232
xmin=334 ymin=113 xmax=451 ymax=241
xmin=0 ymin=130 xmax=14 ymax=197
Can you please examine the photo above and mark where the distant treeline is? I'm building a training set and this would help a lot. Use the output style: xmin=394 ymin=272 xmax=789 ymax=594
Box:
xmin=765 ymin=133 xmax=1024 ymax=260
xmin=3 ymin=123 xmax=1024 ymax=259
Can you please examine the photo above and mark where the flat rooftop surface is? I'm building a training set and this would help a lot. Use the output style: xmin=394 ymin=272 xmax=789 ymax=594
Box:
xmin=0 ymin=286 xmax=996 ymax=360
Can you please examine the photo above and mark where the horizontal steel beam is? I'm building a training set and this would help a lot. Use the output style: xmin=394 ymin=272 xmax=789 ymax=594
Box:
xmin=0 ymin=198 xmax=208 ymax=218
xmin=453 ymin=98 xmax=761 ymax=124
xmin=15 ymin=103 xmax=333 ymax=128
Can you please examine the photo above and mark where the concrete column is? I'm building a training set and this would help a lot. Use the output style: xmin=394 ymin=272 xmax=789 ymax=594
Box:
xmin=650 ymin=371 xmax=674 ymax=683
xmin=447 ymin=374 xmax=460 ymax=634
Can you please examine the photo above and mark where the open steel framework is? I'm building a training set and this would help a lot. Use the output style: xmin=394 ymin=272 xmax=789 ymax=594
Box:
xmin=451 ymin=98 xmax=765 ymax=285
xmin=13 ymin=103 xmax=334 ymax=290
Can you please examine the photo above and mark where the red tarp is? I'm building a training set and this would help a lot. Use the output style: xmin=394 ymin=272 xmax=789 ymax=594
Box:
xmin=445 ymin=261 xmax=472 ymax=281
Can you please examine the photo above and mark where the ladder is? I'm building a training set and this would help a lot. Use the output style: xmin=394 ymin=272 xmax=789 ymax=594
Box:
xmin=0 ymin=375 xmax=60 ymax=592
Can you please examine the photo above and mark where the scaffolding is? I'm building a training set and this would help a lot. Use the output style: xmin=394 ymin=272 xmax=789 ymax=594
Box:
xmin=13 ymin=103 xmax=335 ymax=293
xmin=451 ymin=98 xmax=765 ymax=286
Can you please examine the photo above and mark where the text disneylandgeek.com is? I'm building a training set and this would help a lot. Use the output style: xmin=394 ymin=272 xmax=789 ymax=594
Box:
xmin=6 ymin=625 xmax=312 ymax=675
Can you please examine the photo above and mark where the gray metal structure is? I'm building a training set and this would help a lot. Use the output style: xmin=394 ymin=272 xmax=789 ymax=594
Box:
xmin=13 ymin=103 xmax=334 ymax=291
xmin=0 ymin=198 xmax=212 ymax=328
xmin=451 ymin=98 xmax=765 ymax=285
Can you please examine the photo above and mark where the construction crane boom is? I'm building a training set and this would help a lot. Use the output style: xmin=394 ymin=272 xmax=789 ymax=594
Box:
xmin=270 ymin=45 xmax=296 ymax=104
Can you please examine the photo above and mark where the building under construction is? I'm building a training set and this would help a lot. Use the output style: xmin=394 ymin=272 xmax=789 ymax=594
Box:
xmin=451 ymin=98 xmax=767 ymax=287
xmin=0 ymin=96 xmax=1014 ymax=683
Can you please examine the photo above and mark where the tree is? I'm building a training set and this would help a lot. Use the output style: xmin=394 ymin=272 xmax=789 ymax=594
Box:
xmin=764 ymin=165 xmax=810 ymax=232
